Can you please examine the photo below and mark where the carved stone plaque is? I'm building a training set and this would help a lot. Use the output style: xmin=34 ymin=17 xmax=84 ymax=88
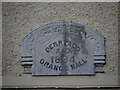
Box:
xmin=21 ymin=21 xmax=105 ymax=75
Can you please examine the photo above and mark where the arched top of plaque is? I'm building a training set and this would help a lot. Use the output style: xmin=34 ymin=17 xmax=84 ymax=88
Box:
xmin=22 ymin=21 xmax=105 ymax=75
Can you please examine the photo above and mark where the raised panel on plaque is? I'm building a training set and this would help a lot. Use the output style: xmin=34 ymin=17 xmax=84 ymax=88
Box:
xmin=21 ymin=21 xmax=105 ymax=75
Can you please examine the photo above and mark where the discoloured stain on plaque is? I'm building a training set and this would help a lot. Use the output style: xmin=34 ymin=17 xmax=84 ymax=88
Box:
xmin=60 ymin=23 xmax=68 ymax=74
xmin=21 ymin=20 xmax=105 ymax=75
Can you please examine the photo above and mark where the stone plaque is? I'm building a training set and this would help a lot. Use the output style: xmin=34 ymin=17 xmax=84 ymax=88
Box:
xmin=21 ymin=21 xmax=105 ymax=75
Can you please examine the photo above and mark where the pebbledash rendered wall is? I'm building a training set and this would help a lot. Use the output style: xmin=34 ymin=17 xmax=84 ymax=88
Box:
xmin=2 ymin=2 xmax=119 ymax=88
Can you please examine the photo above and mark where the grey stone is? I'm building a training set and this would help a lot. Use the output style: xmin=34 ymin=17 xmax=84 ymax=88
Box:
xmin=21 ymin=20 xmax=105 ymax=75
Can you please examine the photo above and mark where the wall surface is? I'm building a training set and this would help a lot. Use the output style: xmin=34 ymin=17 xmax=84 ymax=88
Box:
xmin=0 ymin=1 xmax=2 ymax=88
xmin=2 ymin=2 xmax=119 ymax=88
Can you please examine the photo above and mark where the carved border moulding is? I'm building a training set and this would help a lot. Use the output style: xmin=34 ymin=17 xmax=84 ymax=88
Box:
xmin=21 ymin=20 xmax=106 ymax=75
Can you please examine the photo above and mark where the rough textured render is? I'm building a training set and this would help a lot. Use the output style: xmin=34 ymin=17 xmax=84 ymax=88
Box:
xmin=2 ymin=2 xmax=118 ymax=87
xmin=0 ymin=1 xmax=2 ymax=88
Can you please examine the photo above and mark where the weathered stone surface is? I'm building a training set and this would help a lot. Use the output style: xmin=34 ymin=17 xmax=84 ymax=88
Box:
xmin=2 ymin=2 xmax=118 ymax=87
xmin=22 ymin=21 xmax=105 ymax=75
